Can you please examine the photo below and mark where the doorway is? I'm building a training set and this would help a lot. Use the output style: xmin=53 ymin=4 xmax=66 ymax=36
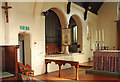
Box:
xmin=18 ymin=39 xmax=25 ymax=65
xmin=18 ymin=32 xmax=31 ymax=65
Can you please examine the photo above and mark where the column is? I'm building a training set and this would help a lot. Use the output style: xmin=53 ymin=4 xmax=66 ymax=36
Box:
xmin=0 ymin=3 xmax=2 ymax=82
xmin=0 ymin=2 xmax=2 ymax=44
xmin=61 ymin=25 xmax=69 ymax=54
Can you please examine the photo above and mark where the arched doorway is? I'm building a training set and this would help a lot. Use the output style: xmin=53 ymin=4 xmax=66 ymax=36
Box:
xmin=18 ymin=32 xmax=31 ymax=65
xmin=45 ymin=10 xmax=62 ymax=55
xmin=69 ymin=15 xmax=82 ymax=53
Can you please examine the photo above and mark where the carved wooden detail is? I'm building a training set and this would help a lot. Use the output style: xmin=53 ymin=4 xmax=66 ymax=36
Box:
xmin=94 ymin=51 xmax=120 ymax=72
xmin=45 ymin=59 xmax=79 ymax=80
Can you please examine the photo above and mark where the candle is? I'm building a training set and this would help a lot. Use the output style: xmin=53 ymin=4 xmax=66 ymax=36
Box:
xmin=99 ymin=30 xmax=101 ymax=42
xmin=102 ymin=29 xmax=104 ymax=41
xmin=96 ymin=31 xmax=98 ymax=41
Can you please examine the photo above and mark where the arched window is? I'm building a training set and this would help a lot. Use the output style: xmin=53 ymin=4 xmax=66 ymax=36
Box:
xmin=68 ymin=15 xmax=83 ymax=53
xmin=73 ymin=26 xmax=77 ymax=44
xmin=69 ymin=16 xmax=78 ymax=53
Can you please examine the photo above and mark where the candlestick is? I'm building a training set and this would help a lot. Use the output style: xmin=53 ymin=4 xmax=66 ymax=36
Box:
xmin=99 ymin=30 xmax=101 ymax=42
xmin=102 ymin=29 xmax=104 ymax=41
xmin=102 ymin=41 xmax=104 ymax=50
xmin=95 ymin=41 xmax=98 ymax=51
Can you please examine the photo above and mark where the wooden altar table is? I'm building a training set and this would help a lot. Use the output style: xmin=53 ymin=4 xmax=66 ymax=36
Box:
xmin=94 ymin=51 xmax=120 ymax=72
xmin=45 ymin=59 xmax=79 ymax=80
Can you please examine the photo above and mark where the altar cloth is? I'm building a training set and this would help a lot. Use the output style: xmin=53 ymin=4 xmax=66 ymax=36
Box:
xmin=93 ymin=51 xmax=120 ymax=72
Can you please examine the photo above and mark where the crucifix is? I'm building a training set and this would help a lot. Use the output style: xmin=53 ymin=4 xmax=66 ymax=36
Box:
xmin=2 ymin=2 xmax=12 ymax=23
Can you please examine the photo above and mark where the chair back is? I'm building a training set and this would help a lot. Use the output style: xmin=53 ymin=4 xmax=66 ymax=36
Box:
xmin=18 ymin=62 xmax=31 ymax=73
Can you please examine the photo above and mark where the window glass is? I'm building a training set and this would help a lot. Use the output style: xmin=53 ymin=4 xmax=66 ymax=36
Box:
xmin=73 ymin=26 xmax=77 ymax=44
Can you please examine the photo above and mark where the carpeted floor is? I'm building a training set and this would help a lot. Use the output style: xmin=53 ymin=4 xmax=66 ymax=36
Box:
xmin=2 ymin=72 xmax=14 ymax=78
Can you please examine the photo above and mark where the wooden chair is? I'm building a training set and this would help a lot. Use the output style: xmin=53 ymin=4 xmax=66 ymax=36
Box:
xmin=18 ymin=62 xmax=34 ymax=76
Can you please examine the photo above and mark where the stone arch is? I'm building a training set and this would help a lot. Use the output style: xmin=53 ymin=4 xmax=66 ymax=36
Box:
xmin=45 ymin=7 xmax=68 ymax=54
xmin=49 ymin=7 xmax=68 ymax=27
xmin=69 ymin=14 xmax=83 ymax=51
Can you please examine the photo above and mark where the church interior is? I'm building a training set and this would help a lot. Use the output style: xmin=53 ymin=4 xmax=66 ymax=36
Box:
xmin=0 ymin=1 xmax=120 ymax=81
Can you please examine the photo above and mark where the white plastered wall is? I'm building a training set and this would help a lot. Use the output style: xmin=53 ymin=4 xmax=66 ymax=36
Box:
xmin=1 ymin=3 xmax=6 ymax=44
xmin=96 ymin=2 xmax=117 ymax=50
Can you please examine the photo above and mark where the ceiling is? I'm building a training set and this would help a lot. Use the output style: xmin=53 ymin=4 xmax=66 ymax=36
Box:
xmin=73 ymin=2 xmax=104 ymax=15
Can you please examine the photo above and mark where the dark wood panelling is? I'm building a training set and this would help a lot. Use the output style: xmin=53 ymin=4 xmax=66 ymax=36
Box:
xmin=2 ymin=48 xmax=5 ymax=71
xmin=5 ymin=47 xmax=15 ymax=74
xmin=46 ymin=43 xmax=61 ymax=55
xmin=1 ymin=45 xmax=19 ymax=76
xmin=73 ymin=2 xmax=103 ymax=15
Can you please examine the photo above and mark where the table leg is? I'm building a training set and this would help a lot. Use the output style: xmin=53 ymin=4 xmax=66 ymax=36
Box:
xmin=45 ymin=63 xmax=48 ymax=74
xmin=75 ymin=64 xmax=79 ymax=80
xmin=59 ymin=64 xmax=61 ymax=77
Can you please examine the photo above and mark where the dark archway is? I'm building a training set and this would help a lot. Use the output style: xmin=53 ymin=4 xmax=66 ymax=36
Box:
xmin=45 ymin=10 xmax=61 ymax=55
xmin=69 ymin=16 xmax=78 ymax=53
xmin=68 ymin=15 xmax=83 ymax=53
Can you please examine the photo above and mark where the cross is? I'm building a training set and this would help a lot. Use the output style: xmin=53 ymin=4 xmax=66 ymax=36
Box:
xmin=2 ymin=2 xmax=12 ymax=23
